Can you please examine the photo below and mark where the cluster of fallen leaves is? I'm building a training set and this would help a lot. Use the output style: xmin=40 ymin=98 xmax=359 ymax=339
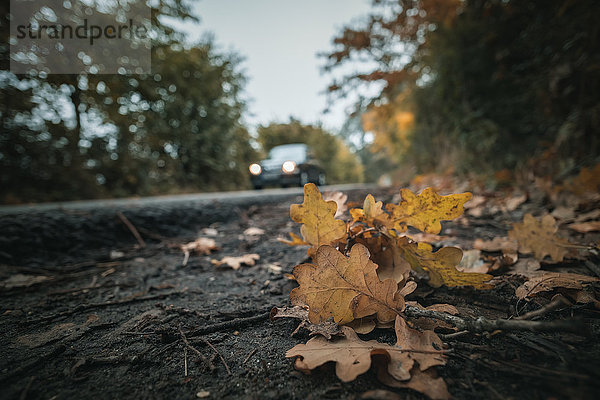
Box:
xmin=274 ymin=182 xmax=600 ymax=399
xmin=275 ymin=184 xmax=494 ymax=399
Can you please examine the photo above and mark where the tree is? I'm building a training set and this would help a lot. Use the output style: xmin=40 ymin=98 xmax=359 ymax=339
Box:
xmin=1 ymin=0 xmax=257 ymax=203
xmin=326 ymin=0 xmax=600 ymax=175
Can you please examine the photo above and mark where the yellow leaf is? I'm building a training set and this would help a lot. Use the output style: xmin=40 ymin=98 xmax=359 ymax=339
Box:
xmin=290 ymin=244 xmax=405 ymax=325
xmin=509 ymin=214 xmax=574 ymax=262
xmin=386 ymin=188 xmax=472 ymax=234
xmin=290 ymin=183 xmax=347 ymax=255
xmin=398 ymin=238 xmax=493 ymax=289
xmin=349 ymin=194 xmax=393 ymax=228
xmin=277 ymin=232 xmax=309 ymax=246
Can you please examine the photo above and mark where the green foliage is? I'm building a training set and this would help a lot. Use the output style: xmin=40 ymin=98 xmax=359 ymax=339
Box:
xmin=257 ymin=119 xmax=363 ymax=184
xmin=0 ymin=1 xmax=257 ymax=203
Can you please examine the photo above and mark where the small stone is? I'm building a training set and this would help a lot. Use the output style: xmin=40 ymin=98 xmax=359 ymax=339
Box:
xmin=196 ymin=390 xmax=210 ymax=398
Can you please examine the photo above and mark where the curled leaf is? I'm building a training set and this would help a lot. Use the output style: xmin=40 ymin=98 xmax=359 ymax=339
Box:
xmin=350 ymin=194 xmax=393 ymax=228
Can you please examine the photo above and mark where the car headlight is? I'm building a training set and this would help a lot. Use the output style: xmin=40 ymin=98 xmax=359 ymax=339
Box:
xmin=249 ymin=163 xmax=262 ymax=175
xmin=282 ymin=161 xmax=296 ymax=174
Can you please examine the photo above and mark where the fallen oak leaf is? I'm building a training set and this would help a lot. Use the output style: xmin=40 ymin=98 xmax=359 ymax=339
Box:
xmin=243 ymin=227 xmax=265 ymax=236
xmin=180 ymin=237 xmax=219 ymax=266
xmin=355 ymin=234 xmax=411 ymax=284
xmin=290 ymin=244 xmax=405 ymax=325
xmin=278 ymin=232 xmax=309 ymax=246
xmin=290 ymin=183 xmax=347 ymax=255
xmin=323 ymin=191 xmax=348 ymax=219
xmin=398 ymin=238 xmax=493 ymax=289
xmin=375 ymin=363 xmax=450 ymax=400
xmin=350 ymin=194 xmax=393 ymax=228
xmin=568 ymin=221 xmax=600 ymax=233
xmin=286 ymin=323 xmax=445 ymax=384
xmin=211 ymin=254 xmax=260 ymax=270
xmin=456 ymin=249 xmax=490 ymax=274
xmin=386 ymin=188 xmax=472 ymax=234
xmin=509 ymin=214 xmax=576 ymax=262
xmin=270 ymin=306 xmax=343 ymax=339
xmin=515 ymin=272 xmax=599 ymax=300
xmin=473 ymin=237 xmax=518 ymax=253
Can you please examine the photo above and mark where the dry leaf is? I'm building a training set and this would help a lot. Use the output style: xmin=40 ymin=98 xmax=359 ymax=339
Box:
xmin=574 ymin=209 xmax=600 ymax=223
xmin=386 ymin=188 xmax=472 ymax=234
xmin=211 ymin=253 xmax=259 ymax=270
xmin=286 ymin=320 xmax=445 ymax=382
xmin=509 ymin=258 xmax=541 ymax=277
xmin=323 ymin=191 xmax=348 ymax=219
xmin=290 ymin=183 xmax=347 ymax=255
xmin=563 ymin=163 xmax=600 ymax=195
xmin=0 ymin=274 xmax=51 ymax=290
xmin=456 ymin=249 xmax=490 ymax=274
xmin=509 ymin=214 xmax=574 ymax=262
xmin=473 ymin=237 xmax=518 ymax=253
xmin=243 ymin=227 xmax=265 ymax=236
xmin=350 ymin=194 xmax=393 ymax=228
xmin=286 ymin=326 xmax=395 ymax=382
xmin=278 ymin=232 xmax=309 ymax=246
xmin=375 ymin=364 xmax=450 ymax=400
xmin=505 ymin=194 xmax=527 ymax=211
xmin=290 ymin=244 xmax=405 ymax=325
xmin=270 ymin=306 xmax=343 ymax=339
xmin=515 ymin=272 xmax=599 ymax=299
xmin=355 ymin=234 xmax=411 ymax=284
xmin=180 ymin=237 xmax=219 ymax=266
xmin=568 ymin=221 xmax=600 ymax=233
xmin=398 ymin=239 xmax=492 ymax=289
xmin=551 ymin=206 xmax=576 ymax=220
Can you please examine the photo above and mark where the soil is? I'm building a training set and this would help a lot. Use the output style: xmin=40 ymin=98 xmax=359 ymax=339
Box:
xmin=1 ymin=187 xmax=599 ymax=400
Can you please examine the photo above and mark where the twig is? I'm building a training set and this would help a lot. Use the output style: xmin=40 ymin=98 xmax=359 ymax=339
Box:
xmin=201 ymin=338 xmax=231 ymax=375
xmin=178 ymin=325 xmax=208 ymax=365
xmin=403 ymin=305 xmax=587 ymax=334
xmin=187 ymin=311 xmax=271 ymax=337
xmin=117 ymin=211 xmax=146 ymax=248
xmin=439 ymin=330 xmax=470 ymax=341
xmin=514 ymin=295 xmax=572 ymax=320
xmin=183 ymin=347 xmax=188 ymax=377
xmin=243 ymin=348 xmax=258 ymax=365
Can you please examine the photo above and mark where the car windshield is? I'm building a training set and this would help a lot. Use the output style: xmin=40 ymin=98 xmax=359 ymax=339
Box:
xmin=267 ymin=144 xmax=307 ymax=161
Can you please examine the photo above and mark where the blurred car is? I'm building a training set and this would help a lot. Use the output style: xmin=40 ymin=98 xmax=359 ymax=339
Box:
xmin=249 ymin=143 xmax=326 ymax=189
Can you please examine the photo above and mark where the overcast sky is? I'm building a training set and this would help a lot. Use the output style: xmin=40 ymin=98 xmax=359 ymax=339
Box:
xmin=170 ymin=0 xmax=372 ymax=132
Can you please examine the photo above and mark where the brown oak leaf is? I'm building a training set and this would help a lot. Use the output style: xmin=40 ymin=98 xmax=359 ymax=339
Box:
xmin=286 ymin=319 xmax=448 ymax=399
xmin=269 ymin=306 xmax=343 ymax=339
xmin=509 ymin=214 xmax=574 ymax=262
xmin=290 ymin=244 xmax=405 ymax=325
